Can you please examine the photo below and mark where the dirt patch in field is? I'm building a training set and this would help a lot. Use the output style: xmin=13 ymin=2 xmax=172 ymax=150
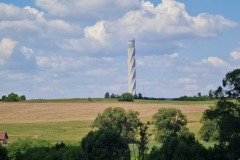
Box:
xmin=0 ymin=102 xmax=209 ymax=123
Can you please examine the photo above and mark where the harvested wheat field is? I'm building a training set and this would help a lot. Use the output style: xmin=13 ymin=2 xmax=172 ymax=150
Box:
xmin=0 ymin=100 xmax=213 ymax=143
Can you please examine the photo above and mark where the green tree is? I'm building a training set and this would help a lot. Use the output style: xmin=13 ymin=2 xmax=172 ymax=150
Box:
xmin=0 ymin=145 xmax=8 ymax=160
xmin=222 ymin=68 xmax=240 ymax=100
xmin=199 ymin=117 xmax=219 ymax=141
xmin=137 ymin=122 xmax=150 ymax=160
xmin=200 ymin=68 xmax=240 ymax=159
xmin=2 ymin=93 xmax=25 ymax=102
xmin=1 ymin=95 xmax=6 ymax=101
xmin=212 ymin=68 xmax=240 ymax=101
xmin=118 ymin=92 xmax=133 ymax=102
xmin=7 ymin=138 xmax=50 ymax=160
xmin=92 ymin=107 xmax=140 ymax=142
xmin=20 ymin=145 xmax=87 ymax=160
xmin=133 ymin=93 xmax=138 ymax=99
xmin=197 ymin=92 xmax=202 ymax=97
xmin=152 ymin=108 xmax=187 ymax=142
xmin=81 ymin=129 xmax=130 ymax=160
xmin=200 ymin=100 xmax=240 ymax=143
xmin=148 ymin=127 xmax=207 ymax=160
xmin=104 ymin=92 xmax=110 ymax=98
xmin=110 ymin=93 xmax=116 ymax=98
xmin=208 ymin=90 xmax=214 ymax=100
xmin=138 ymin=93 xmax=143 ymax=99
xmin=8 ymin=93 xmax=20 ymax=102
xmin=19 ymin=95 xmax=26 ymax=101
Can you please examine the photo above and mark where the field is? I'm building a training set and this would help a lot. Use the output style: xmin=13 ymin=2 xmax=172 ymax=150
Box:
xmin=0 ymin=99 xmax=215 ymax=144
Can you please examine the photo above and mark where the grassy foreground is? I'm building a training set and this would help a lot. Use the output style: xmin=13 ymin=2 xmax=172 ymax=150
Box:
xmin=0 ymin=99 xmax=215 ymax=144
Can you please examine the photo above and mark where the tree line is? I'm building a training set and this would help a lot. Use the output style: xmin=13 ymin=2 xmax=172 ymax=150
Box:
xmin=1 ymin=93 xmax=26 ymax=102
xmin=105 ymin=92 xmax=166 ymax=101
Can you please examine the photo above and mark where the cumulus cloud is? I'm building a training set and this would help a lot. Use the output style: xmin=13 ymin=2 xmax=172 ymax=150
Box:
xmin=0 ymin=3 xmax=81 ymax=43
xmin=202 ymin=56 xmax=229 ymax=68
xmin=85 ymin=21 xmax=109 ymax=44
xmin=24 ymin=6 xmax=44 ymax=19
xmin=230 ymin=50 xmax=240 ymax=60
xmin=0 ymin=3 xmax=44 ymax=21
xmin=0 ymin=38 xmax=17 ymax=64
xmin=21 ymin=46 xmax=34 ymax=60
xmin=167 ymin=53 xmax=179 ymax=58
xmin=35 ymin=0 xmax=140 ymax=23
xmin=102 ymin=0 xmax=237 ymax=42
xmin=59 ymin=0 xmax=237 ymax=53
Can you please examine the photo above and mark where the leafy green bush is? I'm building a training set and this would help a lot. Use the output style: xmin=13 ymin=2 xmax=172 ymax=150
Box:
xmin=92 ymin=107 xmax=140 ymax=142
xmin=21 ymin=145 xmax=86 ymax=160
xmin=152 ymin=108 xmax=187 ymax=142
xmin=7 ymin=140 xmax=86 ymax=160
xmin=7 ymin=138 xmax=50 ymax=160
xmin=81 ymin=128 xmax=130 ymax=160
xmin=2 ymin=93 xmax=26 ymax=102
xmin=148 ymin=128 xmax=207 ymax=160
xmin=0 ymin=145 xmax=8 ymax=160
xmin=118 ymin=93 xmax=134 ymax=102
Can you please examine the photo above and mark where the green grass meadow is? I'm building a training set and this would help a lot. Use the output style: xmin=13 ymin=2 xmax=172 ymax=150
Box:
xmin=0 ymin=121 xmax=93 ymax=144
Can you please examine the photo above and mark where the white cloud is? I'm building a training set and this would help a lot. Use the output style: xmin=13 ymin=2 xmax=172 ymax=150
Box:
xmin=230 ymin=50 xmax=240 ymax=60
xmin=0 ymin=3 xmax=44 ymax=21
xmin=86 ymin=69 xmax=109 ymax=77
xmin=167 ymin=53 xmax=179 ymax=58
xmin=58 ymin=0 xmax=237 ymax=53
xmin=0 ymin=38 xmax=17 ymax=64
xmin=177 ymin=77 xmax=196 ymax=84
xmin=21 ymin=46 xmax=34 ymax=60
xmin=35 ymin=0 xmax=140 ymax=22
xmin=202 ymin=56 xmax=229 ymax=68
xmin=24 ymin=6 xmax=44 ymax=19
xmin=35 ymin=56 xmax=84 ymax=70
xmin=84 ymin=21 xmax=109 ymax=44
xmin=103 ymin=1 xmax=237 ymax=41
xmin=0 ymin=3 xmax=28 ymax=21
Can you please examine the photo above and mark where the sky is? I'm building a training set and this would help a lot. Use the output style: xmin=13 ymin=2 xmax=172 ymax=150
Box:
xmin=0 ymin=0 xmax=240 ymax=99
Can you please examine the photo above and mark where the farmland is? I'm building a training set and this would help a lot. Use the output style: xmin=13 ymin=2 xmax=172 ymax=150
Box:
xmin=0 ymin=99 xmax=215 ymax=144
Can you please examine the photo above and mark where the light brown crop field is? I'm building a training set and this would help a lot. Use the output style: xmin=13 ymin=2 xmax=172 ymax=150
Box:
xmin=0 ymin=100 xmax=213 ymax=143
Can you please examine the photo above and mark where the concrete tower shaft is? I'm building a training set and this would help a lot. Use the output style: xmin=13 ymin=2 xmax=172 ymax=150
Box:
xmin=128 ymin=39 xmax=136 ymax=95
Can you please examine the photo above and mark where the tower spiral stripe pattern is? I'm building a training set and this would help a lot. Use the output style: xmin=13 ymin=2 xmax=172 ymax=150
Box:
xmin=128 ymin=39 xmax=136 ymax=95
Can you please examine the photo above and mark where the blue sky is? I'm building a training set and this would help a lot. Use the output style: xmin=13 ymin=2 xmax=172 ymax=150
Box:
xmin=0 ymin=0 xmax=240 ymax=99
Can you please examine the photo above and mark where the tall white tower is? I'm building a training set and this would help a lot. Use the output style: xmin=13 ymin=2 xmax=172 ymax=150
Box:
xmin=128 ymin=39 xmax=136 ymax=95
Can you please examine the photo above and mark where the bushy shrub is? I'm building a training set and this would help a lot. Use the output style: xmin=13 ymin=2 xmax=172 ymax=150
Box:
xmin=148 ymin=128 xmax=207 ymax=160
xmin=92 ymin=107 xmax=140 ymax=142
xmin=7 ymin=138 xmax=50 ymax=160
xmin=2 ymin=93 xmax=26 ymax=102
xmin=81 ymin=129 xmax=130 ymax=160
xmin=0 ymin=145 xmax=8 ymax=160
xmin=152 ymin=108 xmax=187 ymax=142
xmin=118 ymin=93 xmax=133 ymax=102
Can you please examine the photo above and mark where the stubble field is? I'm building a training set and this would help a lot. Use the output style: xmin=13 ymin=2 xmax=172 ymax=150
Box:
xmin=0 ymin=99 xmax=214 ymax=144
